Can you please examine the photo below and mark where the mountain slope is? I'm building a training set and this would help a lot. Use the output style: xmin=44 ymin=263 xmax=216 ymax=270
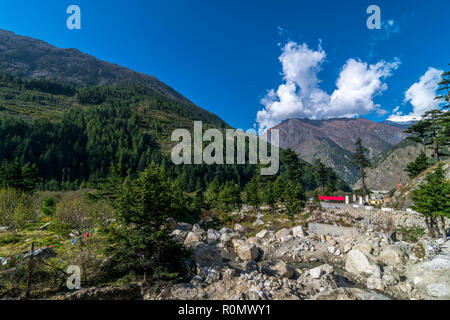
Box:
xmin=0 ymin=29 xmax=230 ymax=151
xmin=352 ymin=139 xmax=424 ymax=191
xmin=265 ymin=117 xmax=407 ymax=184
xmin=0 ymin=29 xmax=205 ymax=112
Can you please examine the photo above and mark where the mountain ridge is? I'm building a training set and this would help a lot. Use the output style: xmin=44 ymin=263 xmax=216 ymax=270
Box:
xmin=0 ymin=29 xmax=198 ymax=109
xmin=265 ymin=117 xmax=408 ymax=184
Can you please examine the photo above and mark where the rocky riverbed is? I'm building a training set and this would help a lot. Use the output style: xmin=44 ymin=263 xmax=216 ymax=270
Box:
xmin=154 ymin=208 xmax=450 ymax=300
xmin=53 ymin=207 xmax=450 ymax=300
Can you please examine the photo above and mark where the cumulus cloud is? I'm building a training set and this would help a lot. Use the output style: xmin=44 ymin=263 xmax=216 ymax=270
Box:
xmin=387 ymin=67 xmax=443 ymax=122
xmin=256 ymin=41 xmax=400 ymax=132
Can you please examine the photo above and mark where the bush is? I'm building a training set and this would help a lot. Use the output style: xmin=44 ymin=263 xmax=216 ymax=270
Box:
xmin=50 ymin=192 xmax=111 ymax=238
xmin=102 ymin=163 xmax=188 ymax=280
xmin=0 ymin=188 xmax=36 ymax=233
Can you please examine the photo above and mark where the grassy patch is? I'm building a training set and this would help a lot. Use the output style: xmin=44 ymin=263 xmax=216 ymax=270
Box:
xmin=396 ymin=227 xmax=425 ymax=243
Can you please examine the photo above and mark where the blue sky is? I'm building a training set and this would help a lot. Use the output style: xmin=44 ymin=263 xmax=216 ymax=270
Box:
xmin=0 ymin=0 xmax=449 ymax=130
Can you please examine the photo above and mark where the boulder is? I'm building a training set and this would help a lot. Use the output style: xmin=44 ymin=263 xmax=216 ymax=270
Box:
xmin=343 ymin=242 xmax=353 ymax=253
xmin=256 ymin=230 xmax=274 ymax=240
xmin=206 ymin=229 xmax=221 ymax=245
xmin=367 ymin=275 xmax=384 ymax=290
xmin=220 ymin=231 xmax=237 ymax=244
xmin=246 ymin=237 xmax=259 ymax=245
xmin=193 ymin=243 xmax=223 ymax=269
xmin=354 ymin=242 xmax=373 ymax=255
xmin=280 ymin=235 xmax=293 ymax=242
xmin=275 ymin=228 xmax=291 ymax=240
xmin=406 ymin=254 xmax=450 ymax=299
xmin=292 ymin=226 xmax=305 ymax=238
xmin=219 ymin=227 xmax=233 ymax=235
xmin=382 ymin=265 xmax=400 ymax=286
xmin=237 ymin=243 xmax=260 ymax=261
xmin=234 ymin=223 xmax=245 ymax=233
xmin=184 ymin=232 xmax=201 ymax=248
xmin=345 ymin=249 xmax=381 ymax=278
xmin=171 ymin=229 xmax=188 ymax=243
xmin=309 ymin=264 xmax=333 ymax=279
xmin=232 ymin=239 xmax=245 ymax=253
xmin=175 ymin=222 xmax=193 ymax=232
xmin=262 ymin=261 xmax=295 ymax=279
xmin=379 ymin=245 xmax=408 ymax=268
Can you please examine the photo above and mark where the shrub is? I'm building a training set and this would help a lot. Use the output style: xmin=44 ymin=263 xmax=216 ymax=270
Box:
xmin=0 ymin=188 xmax=36 ymax=234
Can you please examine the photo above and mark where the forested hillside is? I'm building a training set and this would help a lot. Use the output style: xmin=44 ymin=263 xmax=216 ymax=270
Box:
xmin=0 ymin=74 xmax=348 ymax=193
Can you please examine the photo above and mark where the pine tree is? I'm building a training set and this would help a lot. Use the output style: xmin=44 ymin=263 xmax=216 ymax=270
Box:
xmin=103 ymin=163 xmax=187 ymax=279
xmin=435 ymin=65 xmax=450 ymax=109
xmin=422 ymin=110 xmax=446 ymax=163
xmin=261 ymin=180 xmax=277 ymax=214
xmin=405 ymin=153 xmax=432 ymax=178
xmin=273 ymin=175 xmax=285 ymax=202
xmin=283 ymin=181 xmax=306 ymax=226
xmin=244 ymin=176 xmax=260 ymax=213
xmin=205 ymin=178 xmax=220 ymax=207
xmin=404 ymin=121 xmax=430 ymax=154
xmin=411 ymin=165 xmax=450 ymax=240
xmin=313 ymin=159 xmax=328 ymax=191
xmin=326 ymin=168 xmax=338 ymax=193
xmin=349 ymin=138 xmax=371 ymax=197
xmin=282 ymin=149 xmax=303 ymax=183
xmin=193 ymin=190 xmax=205 ymax=210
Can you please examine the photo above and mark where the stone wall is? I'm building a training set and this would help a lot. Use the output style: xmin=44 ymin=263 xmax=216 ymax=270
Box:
xmin=325 ymin=205 xmax=449 ymax=230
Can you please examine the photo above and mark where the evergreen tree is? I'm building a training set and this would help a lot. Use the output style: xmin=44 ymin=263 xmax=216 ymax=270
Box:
xmin=283 ymin=181 xmax=306 ymax=226
xmin=405 ymin=153 xmax=432 ymax=178
xmin=422 ymin=109 xmax=446 ymax=163
xmin=282 ymin=149 xmax=303 ymax=183
xmin=404 ymin=121 xmax=430 ymax=154
xmin=103 ymin=163 xmax=187 ymax=279
xmin=435 ymin=65 xmax=450 ymax=109
xmin=244 ymin=176 xmax=260 ymax=213
xmin=193 ymin=190 xmax=205 ymax=210
xmin=325 ymin=168 xmax=338 ymax=193
xmin=217 ymin=182 xmax=241 ymax=211
xmin=0 ymin=159 xmax=40 ymax=192
xmin=261 ymin=180 xmax=277 ymax=214
xmin=349 ymin=138 xmax=370 ymax=197
xmin=273 ymin=175 xmax=286 ymax=203
xmin=313 ymin=159 xmax=328 ymax=191
xmin=411 ymin=165 xmax=450 ymax=240
xmin=205 ymin=178 xmax=220 ymax=207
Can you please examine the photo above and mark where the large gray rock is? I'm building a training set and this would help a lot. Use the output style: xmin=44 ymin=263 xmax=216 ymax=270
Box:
xmin=184 ymin=231 xmax=201 ymax=248
xmin=175 ymin=222 xmax=193 ymax=232
xmin=237 ymin=243 xmax=260 ymax=261
xmin=193 ymin=243 xmax=223 ymax=269
xmin=171 ymin=229 xmax=188 ymax=243
xmin=275 ymin=228 xmax=291 ymax=240
xmin=207 ymin=229 xmax=221 ymax=245
xmin=345 ymin=249 xmax=381 ymax=278
xmin=309 ymin=264 xmax=333 ymax=279
xmin=292 ymin=226 xmax=305 ymax=238
xmin=234 ymin=223 xmax=245 ymax=233
xmin=219 ymin=227 xmax=233 ymax=235
xmin=406 ymin=254 xmax=450 ymax=299
xmin=379 ymin=245 xmax=408 ymax=268
xmin=256 ymin=229 xmax=274 ymax=240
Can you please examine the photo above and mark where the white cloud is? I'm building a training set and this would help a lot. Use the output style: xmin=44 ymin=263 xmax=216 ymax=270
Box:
xmin=387 ymin=67 xmax=443 ymax=122
xmin=256 ymin=41 xmax=400 ymax=132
